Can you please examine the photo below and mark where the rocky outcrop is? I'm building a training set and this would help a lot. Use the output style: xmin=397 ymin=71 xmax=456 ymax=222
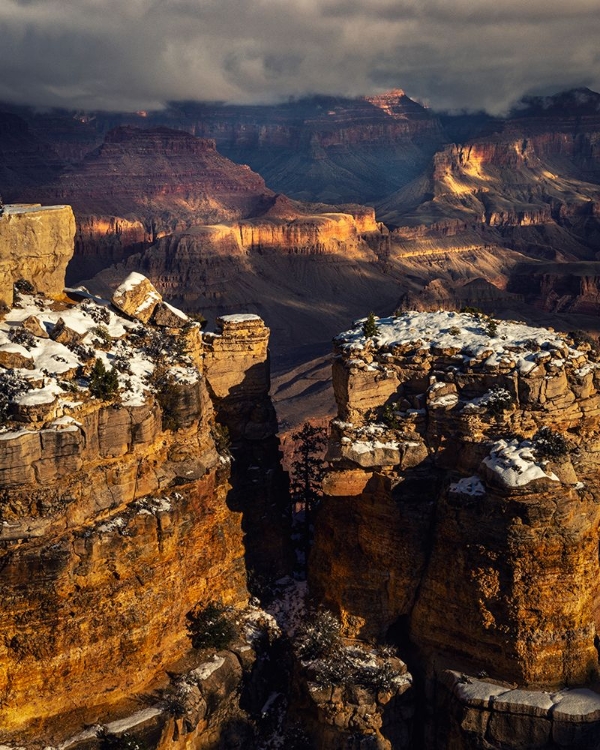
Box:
xmin=311 ymin=311 xmax=600 ymax=745
xmin=46 ymin=643 xmax=261 ymax=750
xmin=0 ymin=204 xmax=75 ymax=307
xmin=0 ymin=276 xmax=287 ymax=745
xmin=434 ymin=670 xmax=600 ymax=749
xmin=294 ymin=649 xmax=415 ymax=750
xmin=203 ymin=314 xmax=292 ymax=584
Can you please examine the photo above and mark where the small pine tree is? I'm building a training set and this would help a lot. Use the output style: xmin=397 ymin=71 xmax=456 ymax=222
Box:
xmin=362 ymin=312 xmax=379 ymax=338
xmin=485 ymin=318 xmax=498 ymax=337
xmin=185 ymin=601 xmax=236 ymax=650
xmin=533 ymin=426 xmax=570 ymax=457
xmin=88 ymin=358 xmax=119 ymax=400
xmin=290 ymin=423 xmax=327 ymax=571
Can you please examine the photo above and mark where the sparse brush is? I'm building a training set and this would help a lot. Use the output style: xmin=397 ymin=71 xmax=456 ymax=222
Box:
xmin=460 ymin=306 xmax=483 ymax=316
xmin=82 ymin=301 xmax=111 ymax=325
xmin=295 ymin=609 xmax=342 ymax=662
xmin=90 ymin=325 xmax=112 ymax=348
xmin=13 ymin=278 xmax=35 ymax=295
xmin=8 ymin=327 xmax=36 ymax=350
xmin=482 ymin=386 xmax=514 ymax=416
xmin=97 ymin=728 xmax=145 ymax=750
xmin=0 ymin=371 xmax=30 ymax=423
xmin=533 ymin=426 xmax=570 ymax=457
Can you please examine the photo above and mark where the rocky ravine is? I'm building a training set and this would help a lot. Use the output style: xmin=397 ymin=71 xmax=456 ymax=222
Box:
xmin=310 ymin=310 xmax=600 ymax=748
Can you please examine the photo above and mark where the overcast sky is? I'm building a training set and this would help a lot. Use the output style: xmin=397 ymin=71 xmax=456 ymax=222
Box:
xmin=0 ymin=0 xmax=599 ymax=114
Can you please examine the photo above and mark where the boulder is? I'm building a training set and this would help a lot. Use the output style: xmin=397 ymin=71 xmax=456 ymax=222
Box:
xmin=151 ymin=301 xmax=188 ymax=328
xmin=0 ymin=345 xmax=34 ymax=370
xmin=50 ymin=317 xmax=85 ymax=346
xmin=111 ymin=272 xmax=162 ymax=323
xmin=22 ymin=315 xmax=49 ymax=339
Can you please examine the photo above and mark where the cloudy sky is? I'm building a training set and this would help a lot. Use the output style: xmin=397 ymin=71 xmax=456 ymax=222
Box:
xmin=0 ymin=0 xmax=599 ymax=114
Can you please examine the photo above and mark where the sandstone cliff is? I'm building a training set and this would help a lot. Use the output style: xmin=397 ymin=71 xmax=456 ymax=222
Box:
xmin=0 ymin=204 xmax=75 ymax=308
xmin=311 ymin=311 xmax=600 ymax=745
xmin=0 ymin=264 xmax=288 ymax=746
xmin=80 ymin=200 xmax=405 ymax=365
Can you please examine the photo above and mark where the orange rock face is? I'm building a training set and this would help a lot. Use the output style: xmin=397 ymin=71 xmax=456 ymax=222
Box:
xmin=0 ymin=470 xmax=246 ymax=741
xmin=0 ymin=286 xmax=288 ymax=743
xmin=312 ymin=311 xmax=600 ymax=689
xmin=0 ymin=204 xmax=75 ymax=307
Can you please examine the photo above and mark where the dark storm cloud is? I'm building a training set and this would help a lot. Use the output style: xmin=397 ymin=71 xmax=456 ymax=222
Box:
xmin=0 ymin=0 xmax=598 ymax=113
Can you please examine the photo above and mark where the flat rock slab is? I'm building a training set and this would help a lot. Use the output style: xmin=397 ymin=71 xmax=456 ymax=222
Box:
xmin=493 ymin=688 xmax=554 ymax=717
xmin=552 ymin=688 xmax=600 ymax=723
xmin=455 ymin=679 xmax=510 ymax=708
xmin=444 ymin=671 xmax=510 ymax=709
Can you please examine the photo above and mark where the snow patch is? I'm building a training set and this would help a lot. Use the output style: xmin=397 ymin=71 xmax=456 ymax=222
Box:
xmin=189 ymin=655 xmax=226 ymax=681
xmin=450 ymin=475 xmax=486 ymax=497
xmin=220 ymin=313 xmax=262 ymax=323
xmin=482 ymin=440 xmax=559 ymax=488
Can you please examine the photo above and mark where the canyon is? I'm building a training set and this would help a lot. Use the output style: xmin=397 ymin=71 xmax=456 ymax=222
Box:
xmin=2 ymin=89 xmax=600 ymax=373
xmin=2 ymin=205 xmax=600 ymax=749
xmin=1 ymin=86 xmax=600 ymax=748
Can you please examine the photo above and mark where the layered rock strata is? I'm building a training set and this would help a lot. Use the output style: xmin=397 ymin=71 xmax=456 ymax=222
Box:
xmin=0 ymin=268 xmax=283 ymax=744
xmin=312 ymin=312 xmax=600 ymax=699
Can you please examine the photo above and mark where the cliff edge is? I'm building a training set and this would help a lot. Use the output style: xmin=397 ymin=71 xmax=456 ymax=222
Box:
xmin=0 ymin=204 xmax=75 ymax=308
xmin=311 ymin=311 xmax=600 ymax=747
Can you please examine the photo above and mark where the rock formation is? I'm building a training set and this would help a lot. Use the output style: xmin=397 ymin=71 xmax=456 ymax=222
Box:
xmin=0 ymin=204 xmax=75 ymax=308
xmin=12 ymin=126 xmax=278 ymax=278
xmin=5 ymin=91 xmax=443 ymax=205
xmin=0 ymin=206 xmax=287 ymax=747
xmin=310 ymin=311 xmax=600 ymax=747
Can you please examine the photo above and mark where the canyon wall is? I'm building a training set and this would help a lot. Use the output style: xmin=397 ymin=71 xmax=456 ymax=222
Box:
xmin=0 ymin=237 xmax=286 ymax=746
xmin=0 ymin=204 xmax=75 ymax=307
xmin=310 ymin=311 xmax=600 ymax=745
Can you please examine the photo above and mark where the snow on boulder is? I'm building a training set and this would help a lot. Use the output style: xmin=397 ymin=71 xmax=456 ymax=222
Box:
xmin=0 ymin=344 xmax=34 ymax=370
xmin=111 ymin=272 xmax=162 ymax=324
xmin=50 ymin=317 xmax=86 ymax=346
xmin=481 ymin=439 xmax=559 ymax=489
